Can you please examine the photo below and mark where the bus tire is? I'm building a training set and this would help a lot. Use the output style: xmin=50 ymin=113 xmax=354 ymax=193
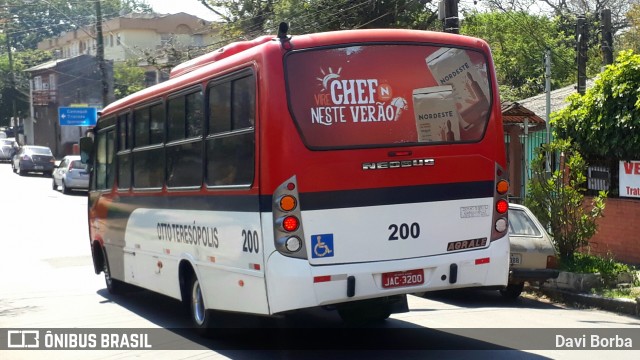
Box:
xmin=189 ymin=276 xmax=213 ymax=334
xmin=102 ymin=250 xmax=125 ymax=295
xmin=500 ymin=282 xmax=524 ymax=300
xmin=337 ymin=301 xmax=391 ymax=324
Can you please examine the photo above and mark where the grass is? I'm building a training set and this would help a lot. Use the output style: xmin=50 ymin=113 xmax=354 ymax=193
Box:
xmin=591 ymin=287 xmax=640 ymax=300
xmin=561 ymin=252 xmax=640 ymax=300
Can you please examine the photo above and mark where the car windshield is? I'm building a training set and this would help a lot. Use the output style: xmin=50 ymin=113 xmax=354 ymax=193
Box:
xmin=509 ymin=209 xmax=542 ymax=236
xmin=29 ymin=147 xmax=53 ymax=155
xmin=70 ymin=160 xmax=87 ymax=169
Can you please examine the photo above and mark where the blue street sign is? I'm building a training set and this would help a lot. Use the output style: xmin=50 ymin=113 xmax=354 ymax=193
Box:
xmin=59 ymin=107 xmax=98 ymax=126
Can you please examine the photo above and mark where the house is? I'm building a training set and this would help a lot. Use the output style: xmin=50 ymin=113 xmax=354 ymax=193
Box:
xmin=24 ymin=55 xmax=114 ymax=157
xmin=37 ymin=12 xmax=218 ymax=85
xmin=513 ymin=80 xmax=639 ymax=265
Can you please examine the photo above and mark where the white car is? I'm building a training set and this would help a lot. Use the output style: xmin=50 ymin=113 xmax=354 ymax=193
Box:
xmin=52 ymin=155 xmax=89 ymax=194
xmin=503 ymin=203 xmax=560 ymax=298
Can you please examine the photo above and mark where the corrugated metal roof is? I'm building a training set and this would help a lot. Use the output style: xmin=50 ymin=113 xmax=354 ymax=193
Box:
xmin=517 ymin=79 xmax=595 ymax=122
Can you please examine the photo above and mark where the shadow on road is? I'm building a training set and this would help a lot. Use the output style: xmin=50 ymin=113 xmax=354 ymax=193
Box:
xmin=95 ymin=287 xmax=553 ymax=359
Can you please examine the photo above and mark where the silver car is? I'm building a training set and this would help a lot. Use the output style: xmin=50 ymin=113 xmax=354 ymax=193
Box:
xmin=502 ymin=203 xmax=560 ymax=299
xmin=0 ymin=138 xmax=18 ymax=162
xmin=52 ymin=155 xmax=89 ymax=194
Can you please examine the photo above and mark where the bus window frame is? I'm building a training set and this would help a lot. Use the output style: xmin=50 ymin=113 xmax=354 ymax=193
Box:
xmin=165 ymin=85 xmax=205 ymax=191
xmin=204 ymin=68 xmax=256 ymax=190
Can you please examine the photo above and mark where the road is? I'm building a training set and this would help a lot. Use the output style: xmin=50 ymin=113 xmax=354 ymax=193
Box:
xmin=0 ymin=162 xmax=638 ymax=359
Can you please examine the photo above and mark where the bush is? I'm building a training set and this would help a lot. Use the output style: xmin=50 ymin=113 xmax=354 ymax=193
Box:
xmin=561 ymin=252 xmax=638 ymax=285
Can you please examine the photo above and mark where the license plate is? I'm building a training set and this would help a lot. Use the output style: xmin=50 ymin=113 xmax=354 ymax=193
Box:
xmin=510 ymin=254 xmax=522 ymax=265
xmin=34 ymin=166 xmax=43 ymax=170
xmin=381 ymin=269 xmax=424 ymax=289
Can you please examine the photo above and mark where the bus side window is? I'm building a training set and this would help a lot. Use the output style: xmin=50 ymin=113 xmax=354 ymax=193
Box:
xmin=206 ymin=73 xmax=255 ymax=187
xmin=96 ymin=127 xmax=116 ymax=190
xmin=166 ymin=90 xmax=203 ymax=188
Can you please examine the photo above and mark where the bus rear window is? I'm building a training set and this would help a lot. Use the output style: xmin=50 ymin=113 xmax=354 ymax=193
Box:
xmin=285 ymin=44 xmax=492 ymax=149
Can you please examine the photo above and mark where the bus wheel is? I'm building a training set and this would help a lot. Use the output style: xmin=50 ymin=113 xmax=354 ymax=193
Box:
xmin=102 ymin=253 xmax=125 ymax=295
xmin=189 ymin=276 xmax=212 ymax=334
xmin=500 ymin=282 xmax=524 ymax=300
xmin=337 ymin=301 xmax=391 ymax=324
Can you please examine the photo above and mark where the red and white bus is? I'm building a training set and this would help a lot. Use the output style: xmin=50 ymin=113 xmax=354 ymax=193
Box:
xmin=82 ymin=27 xmax=510 ymax=329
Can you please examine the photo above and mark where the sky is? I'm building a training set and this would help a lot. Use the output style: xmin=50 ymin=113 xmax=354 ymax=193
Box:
xmin=143 ymin=0 xmax=218 ymax=21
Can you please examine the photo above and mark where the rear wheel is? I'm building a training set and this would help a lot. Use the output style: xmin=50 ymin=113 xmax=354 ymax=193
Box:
xmin=500 ymin=282 xmax=525 ymax=299
xmin=337 ymin=300 xmax=392 ymax=324
xmin=103 ymin=251 xmax=125 ymax=295
xmin=189 ymin=276 xmax=214 ymax=334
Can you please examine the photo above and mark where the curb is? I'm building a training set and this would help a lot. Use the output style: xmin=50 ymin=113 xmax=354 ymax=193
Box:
xmin=528 ymin=285 xmax=640 ymax=318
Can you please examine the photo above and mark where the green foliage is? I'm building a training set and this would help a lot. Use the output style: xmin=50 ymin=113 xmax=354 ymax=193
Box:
xmin=202 ymin=0 xmax=440 ymax=40
xmin=525 ymin=139 xmax=606 ymax=262
xmin=620 ymin=4 xmax=640 ymax=53
xmin=552 ymin=50 xmax=640 ymax=161
xmin=113 ymin=61 xmax=146 ymax=100
xmin=460 ymin=11 xmax=575 ymax=101
xmin=564 ymin=252 xmax=638 ymax=286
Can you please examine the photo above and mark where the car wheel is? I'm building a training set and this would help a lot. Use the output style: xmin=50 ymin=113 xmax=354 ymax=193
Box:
xmin=61 ymin=181 xmax=70 ymax=194
xmin=189 ymin=276 xmax=213 ymax=334
xmin=500 ymin=282 xmax=525 ymax=300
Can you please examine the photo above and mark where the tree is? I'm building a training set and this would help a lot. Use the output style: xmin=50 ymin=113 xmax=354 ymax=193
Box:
xmin=0 ymin=44 xmax=53 ymax=126
xmin=460 ymin=10 xmax=575 ymax=100
xmin=199 ymin=0 xmax=441 ymax=41
xmin=552 ymin=50 xmax=640 ymax=162
xmin=113 ymin=60 xmax=145 ymax=100
xmin=526 ymin=139 xmax=606 ymax=263
xmin=620 ymin=3 xmax=640 ymax=52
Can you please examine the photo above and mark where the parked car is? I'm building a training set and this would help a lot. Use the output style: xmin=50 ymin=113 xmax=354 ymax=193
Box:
xmin=11 ymin=145 xmax=55 ymax=176
xmin=52 ymin=155 xmax=89 ymax=193
xmin=502 ymin=203 xmax=560 ymax=299
xmin=0 ymin=138 xmax=18 ymax=162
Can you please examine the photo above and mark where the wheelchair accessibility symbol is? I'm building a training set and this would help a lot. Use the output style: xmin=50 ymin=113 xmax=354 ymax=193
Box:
xmin=311 ymin=234 xmax=334 ymax=258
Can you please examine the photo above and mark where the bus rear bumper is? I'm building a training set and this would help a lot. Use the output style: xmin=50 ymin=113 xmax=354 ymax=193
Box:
xmin=266 ymin=236 xmax=509 ymax=314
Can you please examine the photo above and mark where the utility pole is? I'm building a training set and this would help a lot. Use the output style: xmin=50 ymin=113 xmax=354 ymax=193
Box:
xmin=544 ymin=49 xmax=551 ymax=172
xmin=576 ymin=15 xmax=588 ymax=95
xmin=95 ymin=0 xmax=109 ymax=107
xmin=439 ymin=0 xmax=459 ymax=34
xmin=600 ymin=9 xmax=614 ymax=66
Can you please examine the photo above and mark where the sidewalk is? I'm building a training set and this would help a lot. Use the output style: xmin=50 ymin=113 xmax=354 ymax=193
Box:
xmin=527 ymin=284 xmax=640 ymax=318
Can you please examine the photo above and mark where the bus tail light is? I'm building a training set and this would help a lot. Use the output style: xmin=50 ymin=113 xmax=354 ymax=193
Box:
xmin=272 ymin=176 xmax=307 ymax=259
xmin=547 ymin=255 xmax=558 ymax=269
xmin=491 ymin=164 xmax=509 ymax=241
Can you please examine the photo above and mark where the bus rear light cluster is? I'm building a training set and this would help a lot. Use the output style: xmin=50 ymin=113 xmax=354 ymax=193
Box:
xmin=491 ymin=164 xmax=509 ymax=241
xmin=272 ymin=176 xmax=308 ymax=259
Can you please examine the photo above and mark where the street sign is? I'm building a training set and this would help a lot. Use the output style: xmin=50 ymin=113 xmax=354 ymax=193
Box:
xmin=59 ymin=107 xmax=98 ymax=126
